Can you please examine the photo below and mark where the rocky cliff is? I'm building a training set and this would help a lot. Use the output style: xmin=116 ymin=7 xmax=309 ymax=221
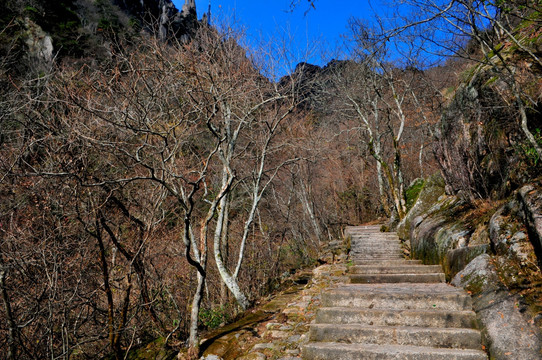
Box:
xmin=0 ymin=0 xmax=200 ymax=76
xmin=113 ymin=0 xmax=198 ymax=41
xmin=398 ymin=173 xmax=542 ymax=359
xmin=433 ymin=8 xmax=542 ymax=201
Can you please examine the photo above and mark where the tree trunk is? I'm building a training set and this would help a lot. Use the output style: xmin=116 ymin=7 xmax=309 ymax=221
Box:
xmin=374 ymin=139 xmax=390 ymax=216
xmin=298 ymin=177 xmax=322 ymax=244
xmin=514 ymin=82 xmax=542 ymax=161
xmin=220 ymin=198 xmax=230 ymax=305
xmin=214 ymin=193 xmax=250 ymax=310
xmin=1 ymin=267 xmax=17 ymax=360
xmin=95 ymin=222 xmax=121 ymax=359
xmin=187 ymin=271 xmax=205 ymax=349
xmin=392 ymin=138 xmax=407 ymax=219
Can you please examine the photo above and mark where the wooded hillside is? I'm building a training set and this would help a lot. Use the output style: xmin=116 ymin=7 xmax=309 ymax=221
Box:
xmin=1 ymin=1 xmax=541 ymax=359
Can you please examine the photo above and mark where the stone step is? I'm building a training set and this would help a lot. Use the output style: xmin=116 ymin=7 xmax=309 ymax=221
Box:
xmin=302 ymin=342 xmax=487 ymax=360
xmin=349 ymin=265 xmax=443 ymax=274
xmin=315 ymin=307 xmax=478 ymax=328
xmin=345 ymin=225 xmax=383 ymax=231
xmin=351 ymin=240 xmax=400 ymax=244
xmin=350 ymin=251 xmax=404 ymax=257
xmin=352 ymin=257 xmax=406 ymax=261
xmin=351 ymin=253 xmax=404 ymax=258
xmin=350 ymin=247 xmax=402 ymax=252
xmin=351 ymin=237 xmax=400 ymax=241
xmin=349 ymin=273 xmax=445 ymax=283
xmin=348 ymin=233 xmax=389 ymax=237
xmin=349 ymin=234 xmax=399 ymax=242
xmin=351 ymin=245 xmax=403 ymax=250
xmin=309 ymin=324 xmax=482 ymax=349
xmin=304 ymin=226 xmax=487 ymax=360
xmin=351 ymin=244 xmax=402 ymax=249
xmin=351 ymin=259 xmax=406 ymax=263
xmin=348 ymin=230 xmax=398 ymax=237
xmin=351 ymin=231 xmax=398 ymax=235
xmin=321 ymin=286 xmax=472 ymax=310
xmin=351 ymin=233 xmax=400 ymax=237
xmin=352 ymin=242 xmax=400 ymax=246
xmin=351 ymin=253 xmax=404 ymax=260
xmin=353 ymin=259 xmax=422 ymax=265
xmin=352 ymin=246 xmax=401 ymax=251
xmin=351 ymin=249 xmax=402 ymax=253
xmin=351 ymin=241 xmax=401 ymax=245
xmin=347 ymin=226 xmax=390 ymax=231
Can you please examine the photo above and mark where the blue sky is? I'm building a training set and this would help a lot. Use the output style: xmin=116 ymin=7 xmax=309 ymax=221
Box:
xmin=171 ymin=0 xmax=385 ymax=70
xmin=170 ymin=1 xmax=491 ymax=75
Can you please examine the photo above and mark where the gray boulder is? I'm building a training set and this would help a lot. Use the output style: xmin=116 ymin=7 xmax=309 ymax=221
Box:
xmin=397 ymin=173 xmax=445 ymax=240
xmin=489 ymin=199 xmax=537 ymax=264
xmin=452 ymin=254 xmax=542 ymax=360
xmin=409 ymin=195 xmax=471 ymax=265
xmin=518 ymin=183 xmax=542 ymax=266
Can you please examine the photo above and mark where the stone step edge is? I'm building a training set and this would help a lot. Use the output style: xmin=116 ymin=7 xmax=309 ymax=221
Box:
xmin=349 ymin=264 xmax=438 ymax=268
xmin=315 ymin=307 xmax=478 ymax=326
xmin=349 ymin=273 xmax=445 ymax=283
xmin=330 ymin=283 xmax=470 ymax=298
xmin=348 ymin=271 xmax=443 ymax=275
xmin=321 ymin=291 xmax=471 ymax=306
xmin=349 ymin=272 xmax=445 ymax=276
xmin=352 ymin=260 xmax=422 ymax=264
xmin=308 ymin=323 xmax=482 ymax=333
xmin=308 ymin=323 xmax=482 ymax=349
xmin=302 ymin=342 xmax=488 ymax=359
xmin=317 ymin=306 xmax=477 ymax=314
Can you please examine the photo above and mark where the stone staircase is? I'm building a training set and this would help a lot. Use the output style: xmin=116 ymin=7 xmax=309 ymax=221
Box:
xmin=302 ymin=225 xmax=488 ymax=360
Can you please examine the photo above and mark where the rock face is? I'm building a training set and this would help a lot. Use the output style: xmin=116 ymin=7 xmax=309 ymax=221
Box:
xmin=433 ymin=41 xmax=542 ymax=201
xmin=401 ymin=175 xmax=542 ymax=360
xmin=518 ymin=182 xmax=542 ymax=266
xmin=114 ymin=0 xmax=199 ymax=41
xmin=489 ymin=198 xmax=537 ymax=265
xmin=407 ymin=194 xmax=477 ymax=268
xmin=397 ymin=172 xmax=445 ymax=241
xmin=23 ymin=18 xmax=53 ymax=63
xmin=452 ymin=254 xmax=542 ymax=360
xmin=0 ymin=0 xmax=200 ymax=74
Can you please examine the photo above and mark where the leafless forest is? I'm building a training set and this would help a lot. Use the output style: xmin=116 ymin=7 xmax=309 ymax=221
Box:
xmin=1 ymin=0 xmax=540 ymax=358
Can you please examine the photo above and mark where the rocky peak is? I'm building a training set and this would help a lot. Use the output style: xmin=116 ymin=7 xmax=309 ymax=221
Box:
xmin=181 ymin=0 xmax=196 ymax=15
xmin=169 ymin=0 xmax=199 ymax=42
xmin=113 ymin=0 xmax=199 ymax=41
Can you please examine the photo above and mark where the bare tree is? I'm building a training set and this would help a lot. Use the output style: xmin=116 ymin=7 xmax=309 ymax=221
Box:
xmin=376 ymin=0 xmax=542 ymax=198
xmin=186 ymin=25 xmax=303 ymax=311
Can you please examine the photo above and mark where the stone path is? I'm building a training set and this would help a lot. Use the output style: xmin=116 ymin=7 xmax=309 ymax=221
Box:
xmin=302 ymin=225 xmax=488 ymax=360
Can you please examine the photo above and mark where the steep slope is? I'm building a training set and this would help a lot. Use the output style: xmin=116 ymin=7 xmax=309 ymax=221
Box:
xmin=434 ymin=8 xmax=542 ymax=200
xmin=0 ymin=0 xmax=200 ymax=75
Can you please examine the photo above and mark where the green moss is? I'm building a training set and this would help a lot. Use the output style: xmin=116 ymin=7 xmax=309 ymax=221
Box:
xmin=483 ymin=76 xmax=499 ymax=87
xmin=460 ymin=64 xmax=482 ymax=84
xmin=23 ymin=6 xmax=39 ymax=14
xmin=486 ymin=43 xmax=504 ymax=59
xmin=345 ymin=235 xmax=351 ymax=253
xmin=463 ymin=272 xmax=486 ymax=295
xmin=493 ymin=254 xmax=542 ymax=318
xmin=405 ymin=178 xmax=425 ymax=212
xmin=200 ymin=305 xmax=232 ymax=329
xmin=516 ymin=128 xmax=542 ymax=167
